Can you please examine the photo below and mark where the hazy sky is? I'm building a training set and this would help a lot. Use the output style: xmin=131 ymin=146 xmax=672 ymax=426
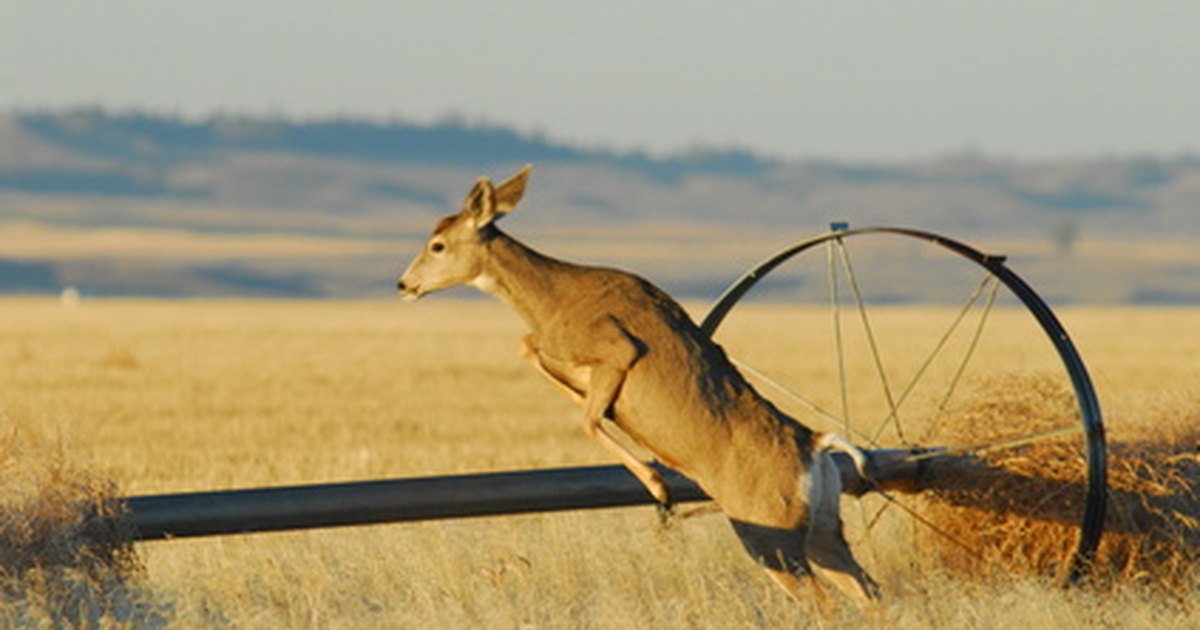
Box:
xmin=3 ymin=1 xmax=1198 ymax=160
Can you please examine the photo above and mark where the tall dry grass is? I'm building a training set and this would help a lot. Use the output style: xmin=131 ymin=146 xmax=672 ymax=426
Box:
xmin=0 ymin=298 xmax=1196 ymax=627
xmin=0 ymin=432 xmax=166 ymax=627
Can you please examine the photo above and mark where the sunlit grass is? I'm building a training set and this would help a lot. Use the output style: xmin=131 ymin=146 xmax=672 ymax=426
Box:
xmin=1 ymin=298 xmax=1196 ymax=627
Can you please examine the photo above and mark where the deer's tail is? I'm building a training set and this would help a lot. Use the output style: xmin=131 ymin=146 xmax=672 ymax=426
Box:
xmin=814 ymin=432 xmax=872 ymax=482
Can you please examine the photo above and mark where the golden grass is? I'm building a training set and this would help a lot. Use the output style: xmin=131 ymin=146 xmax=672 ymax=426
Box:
xmin=1 ymin=298 xmax=1197 ymax=627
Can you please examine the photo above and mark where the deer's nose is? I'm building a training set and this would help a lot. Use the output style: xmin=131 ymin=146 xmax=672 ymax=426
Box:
xmin=396 ymin=279 xmax=407 ymax=292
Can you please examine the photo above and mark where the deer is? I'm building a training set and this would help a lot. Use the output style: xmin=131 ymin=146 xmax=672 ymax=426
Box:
xmin=396 ymin=165 xmax=881 ymax=607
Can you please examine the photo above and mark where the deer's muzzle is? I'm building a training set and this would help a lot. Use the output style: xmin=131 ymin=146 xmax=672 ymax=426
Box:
xmin=396 ymin=278 xmax=423 ymax=301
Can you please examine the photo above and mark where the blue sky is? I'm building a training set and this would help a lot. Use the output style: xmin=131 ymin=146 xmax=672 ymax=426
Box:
xmin=3 ymin=1 xmax=1198 ymax=160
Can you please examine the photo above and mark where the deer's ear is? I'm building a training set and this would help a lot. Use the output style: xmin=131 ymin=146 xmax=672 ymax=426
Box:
xmin=493 ymin=165 xmax=532 ymax=215
xmin=464 ymin=177 xmax=498 ymax=228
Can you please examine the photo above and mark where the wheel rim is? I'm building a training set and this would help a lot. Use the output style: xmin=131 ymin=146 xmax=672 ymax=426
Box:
xmin=700 ymin=226 xmax=1107 ymax=582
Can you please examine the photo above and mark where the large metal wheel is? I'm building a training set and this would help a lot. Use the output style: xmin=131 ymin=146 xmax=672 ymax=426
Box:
xmin=699 ymin=225 xmax=1106 ymax=583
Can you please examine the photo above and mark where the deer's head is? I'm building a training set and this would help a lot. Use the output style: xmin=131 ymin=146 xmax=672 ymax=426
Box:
xmin=397 ymin=165 xmax=531 ymax=300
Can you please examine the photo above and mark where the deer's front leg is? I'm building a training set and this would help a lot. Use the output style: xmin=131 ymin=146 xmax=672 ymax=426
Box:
xmin=577 ymin=319 xmax=671 ymax=507
xmin=519 ymin=334 xmax=586 ymax=405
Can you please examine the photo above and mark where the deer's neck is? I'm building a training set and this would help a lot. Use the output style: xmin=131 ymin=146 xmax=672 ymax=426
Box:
xmin=474 ymin=230 xmax=574 ymax=331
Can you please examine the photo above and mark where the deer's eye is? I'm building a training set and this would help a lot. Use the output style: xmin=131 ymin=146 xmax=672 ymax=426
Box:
xmin=430 ymin=241 xmax=446 ymax=254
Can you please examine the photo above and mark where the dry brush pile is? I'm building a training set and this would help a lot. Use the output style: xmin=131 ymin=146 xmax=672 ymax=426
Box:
xmin=919 ymin=376 xmax=1199 ymax=590
xmin=0 ymin=433 xmax=168 ymax=627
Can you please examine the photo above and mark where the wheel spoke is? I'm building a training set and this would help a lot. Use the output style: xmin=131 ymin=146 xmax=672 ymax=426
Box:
xmin=834 ymin=239 xmax=905 ymax=443
xmin=870 ymin=273 xmax=997 ymax=444
xmin=729 ymin=356 xmax=880 ymax=447
xmin=934 ymin=278 xmax=1001 ymax=418
xmin=859 ymin=499 xmax=893 ymax=537
xmin=827 ymin=238 xmax=851 ymax=434
xmin=904 ymin=425 xmax=1082 ymax=462
xmin=865 ymin=485 xmax=984 ymax=561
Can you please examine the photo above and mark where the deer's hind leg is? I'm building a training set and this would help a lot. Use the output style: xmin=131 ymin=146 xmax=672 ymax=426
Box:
xmin=728 ymin=519 xmax=832 ymax=611
xmin=805 ymin=452 xmax=881 ymax=606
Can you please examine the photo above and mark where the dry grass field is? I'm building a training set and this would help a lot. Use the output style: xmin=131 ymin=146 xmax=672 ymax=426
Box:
xmin=1 ymin=297 xmax=1197 ymax=628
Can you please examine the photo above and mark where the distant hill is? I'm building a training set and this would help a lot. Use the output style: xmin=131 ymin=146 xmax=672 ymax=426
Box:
xmin=1 ymin=109 xmax=1197 ymax=302
xmin=7 ymin=108 xmax=771 ymax=185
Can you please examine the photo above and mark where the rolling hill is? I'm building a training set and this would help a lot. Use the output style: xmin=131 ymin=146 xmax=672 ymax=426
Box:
xmin=1 ymin=109 xmax=1197 ymax=302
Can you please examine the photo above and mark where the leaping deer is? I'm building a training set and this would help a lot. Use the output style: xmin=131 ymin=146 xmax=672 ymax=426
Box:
xmin=397 ymin=166 xmax=880 ymax=606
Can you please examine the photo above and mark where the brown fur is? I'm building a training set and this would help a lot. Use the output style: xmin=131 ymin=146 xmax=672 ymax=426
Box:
xmin=397 ymin=166 xmax=879 ymax=605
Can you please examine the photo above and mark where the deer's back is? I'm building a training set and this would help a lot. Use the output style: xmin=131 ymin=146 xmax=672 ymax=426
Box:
xmin=547 ymin=267 xmax=813 ymax=497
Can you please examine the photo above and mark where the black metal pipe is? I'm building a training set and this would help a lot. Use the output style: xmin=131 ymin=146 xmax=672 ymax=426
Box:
xmin=124 ymin=464 xmax=707 ymax=541
xmin=123 ymin=450 xmax=915 ymax=541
